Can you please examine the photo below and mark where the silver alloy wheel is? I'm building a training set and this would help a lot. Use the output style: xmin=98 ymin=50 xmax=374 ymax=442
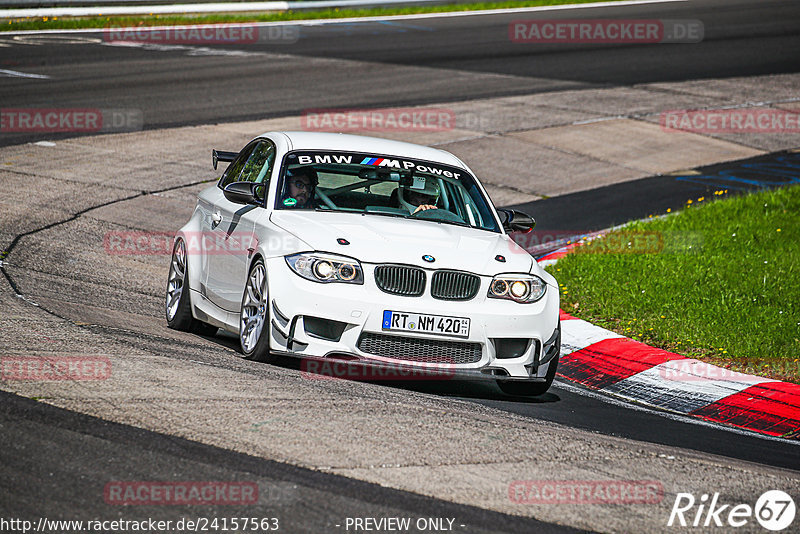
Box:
xmin=240 ymin=262 xmax=267 ymax=353
xmin=166 ymin=239 xmax=186 ymax=321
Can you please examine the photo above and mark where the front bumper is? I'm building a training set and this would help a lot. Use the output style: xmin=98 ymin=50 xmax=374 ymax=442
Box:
xmin=266 ymin=257 xmax=560 ymax=380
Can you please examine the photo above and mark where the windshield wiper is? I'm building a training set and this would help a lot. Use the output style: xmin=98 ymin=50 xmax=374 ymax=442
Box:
xmin=432 ymin=219 xmax=472 ymax=228
xmin=403 ymin=215 xmax=472 ymax=229
xmin=314 ymin=207 xmax=348 ymax=212
xmin=312 ymin=208 xmax=474 ymax=228
xmin=364 ymin=211 xmax=408 ymax=219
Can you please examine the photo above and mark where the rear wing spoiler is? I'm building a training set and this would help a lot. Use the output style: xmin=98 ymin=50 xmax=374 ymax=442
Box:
xmin=212 ymin=149 xmax=238 ymax=170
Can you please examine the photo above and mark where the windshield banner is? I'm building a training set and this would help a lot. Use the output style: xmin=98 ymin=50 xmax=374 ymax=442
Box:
xmin=291 ymin=152 xmax=463 ymax=180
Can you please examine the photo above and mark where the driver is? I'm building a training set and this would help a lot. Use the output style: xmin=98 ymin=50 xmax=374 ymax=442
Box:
xmin=398 ymin=178 xmax=440 ymax=215
xmin=280 ymin=167 xmax=318 ymax=209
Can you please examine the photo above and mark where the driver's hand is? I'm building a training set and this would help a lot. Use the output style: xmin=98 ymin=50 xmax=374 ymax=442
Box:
xmin=413 ymin=204 xmax=437 ymax=214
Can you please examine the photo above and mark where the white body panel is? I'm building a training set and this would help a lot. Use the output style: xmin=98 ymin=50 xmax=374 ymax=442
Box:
xmin=175 ymin=132 xmax=560 ymax=380
xmin=270 ymin=211 xmax=534 ymax=275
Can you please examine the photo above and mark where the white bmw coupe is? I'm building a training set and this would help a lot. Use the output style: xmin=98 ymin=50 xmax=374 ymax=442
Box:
xmin=166 ymin=132 xmax=560 ymax=395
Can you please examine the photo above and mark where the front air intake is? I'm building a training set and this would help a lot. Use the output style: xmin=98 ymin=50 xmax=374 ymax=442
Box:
xmin=357 ymin=333 xmax=482 ymax=364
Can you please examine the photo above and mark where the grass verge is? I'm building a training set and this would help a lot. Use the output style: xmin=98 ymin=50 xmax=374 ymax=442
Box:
xmin=546 ymin=184 xmax=800 ymax=383
xmin=2 ymin=0 xmax=624 ymax=32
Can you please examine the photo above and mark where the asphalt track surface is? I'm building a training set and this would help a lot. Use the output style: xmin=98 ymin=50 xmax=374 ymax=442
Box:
xmin=0 ymin=391 xmax=575 ymax=533
xmin=2 ymin=0 xmax=800 ymax=531
xmin=1 ymin=0 xmax=799 ymax=147
xmin=510 ymin=150 xmax=800 ymax=232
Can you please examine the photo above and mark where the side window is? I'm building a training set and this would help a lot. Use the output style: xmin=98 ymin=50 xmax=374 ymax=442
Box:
xmin=239 ymin=140 xmax=276 ymax=185
xmin=218 ymin=142 xmax=257 ymax=190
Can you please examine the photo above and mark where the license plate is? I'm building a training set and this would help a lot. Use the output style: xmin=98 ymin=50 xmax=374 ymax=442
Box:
xmin=382 ymin=310 xmax=470 ymax=338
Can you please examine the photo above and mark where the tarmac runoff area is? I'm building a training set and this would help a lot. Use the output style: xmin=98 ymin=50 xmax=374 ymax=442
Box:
xmin=1 ymin=72 xmax=799 ymax=532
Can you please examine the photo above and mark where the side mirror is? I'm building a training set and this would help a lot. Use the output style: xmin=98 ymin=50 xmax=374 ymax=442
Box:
xmin=223 ymin=182 xmax=264 ymax=205
xmin=498 ymin=209 xmax=535 ymax=233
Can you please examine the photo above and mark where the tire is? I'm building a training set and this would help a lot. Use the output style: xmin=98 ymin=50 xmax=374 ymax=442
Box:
xmin=239 ymin=258 xmax=276 ymax=363
xmin=165 ymin=239 xmax=218 ymax=336
xmin=497 ymin=329 xmax=560 ymax=397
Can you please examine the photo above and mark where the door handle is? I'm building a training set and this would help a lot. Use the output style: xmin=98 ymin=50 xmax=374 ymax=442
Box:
xmin=211 ymin=211 xmax=222 ymax=226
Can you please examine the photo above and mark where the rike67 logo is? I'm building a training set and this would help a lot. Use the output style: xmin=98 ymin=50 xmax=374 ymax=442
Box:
xmin=668 ymin=490 xmax=795 ymax=531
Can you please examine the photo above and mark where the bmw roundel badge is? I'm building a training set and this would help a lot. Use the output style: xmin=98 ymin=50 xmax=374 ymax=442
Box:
xmin=422 ymin=254 xmax=435 ymax=263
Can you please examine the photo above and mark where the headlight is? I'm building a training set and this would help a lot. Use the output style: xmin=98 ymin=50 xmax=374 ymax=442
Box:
xmin=285 ymin=253 xmax=364 ymax=284
xmin=488 ymin=274 xmax=546 ymax=303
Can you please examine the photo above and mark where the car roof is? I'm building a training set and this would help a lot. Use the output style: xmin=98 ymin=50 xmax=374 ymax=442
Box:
xmin=267 ymin=131 xmax=466 ymax=169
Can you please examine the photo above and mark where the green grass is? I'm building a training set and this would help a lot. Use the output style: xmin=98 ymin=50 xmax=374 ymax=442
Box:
xmin=547 ymin=185 xmax=800 ymax=383
xmin=2 ymin=0 xmax=624 ymax=32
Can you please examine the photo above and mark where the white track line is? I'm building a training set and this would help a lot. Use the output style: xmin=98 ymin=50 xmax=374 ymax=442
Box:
xmin=0 ymin=68 xmax=51 ymax=79
xmin=1 ymin=0 xmax=689 ymax=35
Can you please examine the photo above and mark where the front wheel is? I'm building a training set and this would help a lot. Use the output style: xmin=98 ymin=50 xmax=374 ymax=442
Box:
xmin=497 ymin=354 xmax=559 ymax=397
xmin=497 ymin=329 xmax=560 ymax=396
xmin=239 ymin=259 xmax=276 ymax=363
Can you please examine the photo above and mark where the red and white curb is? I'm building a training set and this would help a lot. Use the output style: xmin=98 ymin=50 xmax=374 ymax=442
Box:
xmin=538 ymin=244 xmax=800 ymax=439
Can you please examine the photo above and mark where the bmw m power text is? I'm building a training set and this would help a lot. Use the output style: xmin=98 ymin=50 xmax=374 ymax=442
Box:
xmin=166 ymin=131 xmax=560 ymax=395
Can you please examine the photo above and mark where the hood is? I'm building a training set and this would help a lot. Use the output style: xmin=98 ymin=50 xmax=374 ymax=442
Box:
xmin=270 ymin=211 xmax=533 ymax=276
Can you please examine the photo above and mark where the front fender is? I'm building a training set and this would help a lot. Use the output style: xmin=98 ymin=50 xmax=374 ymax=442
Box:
xmin=255 ymin=217 xmax=313 ymax=261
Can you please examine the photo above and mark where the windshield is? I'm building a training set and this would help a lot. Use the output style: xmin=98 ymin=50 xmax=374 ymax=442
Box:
xmin=274 ymin=150 xmax=500 ymax=232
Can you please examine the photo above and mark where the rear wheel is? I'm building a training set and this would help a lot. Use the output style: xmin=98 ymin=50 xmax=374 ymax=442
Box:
xmin=165 ymin=239 xmax=217 ymax=335
xmin=239 ymin=259 xmax=276 ymax=363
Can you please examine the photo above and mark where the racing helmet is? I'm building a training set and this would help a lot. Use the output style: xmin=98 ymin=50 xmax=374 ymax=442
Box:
xmin=398 ymin=177 xmax=440 ymax=213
